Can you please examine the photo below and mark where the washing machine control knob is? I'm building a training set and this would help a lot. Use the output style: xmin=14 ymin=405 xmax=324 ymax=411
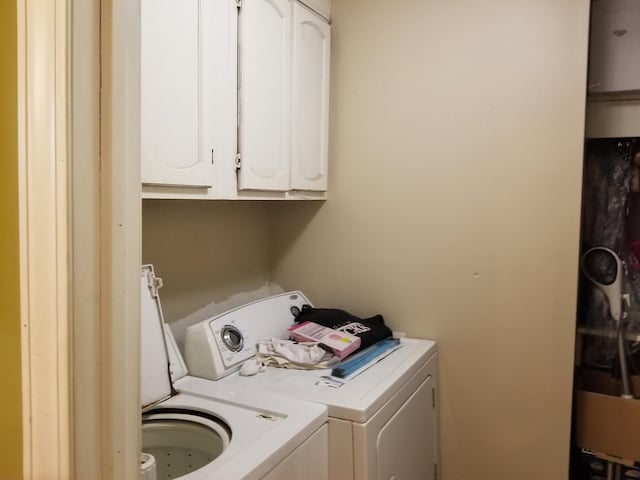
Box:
xmin=221 ymin=325 xmax=244 ymax=352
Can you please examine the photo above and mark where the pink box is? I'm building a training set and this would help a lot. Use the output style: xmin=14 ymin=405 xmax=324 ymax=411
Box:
xmin=288 ymin=321 xmax=361 ymax=360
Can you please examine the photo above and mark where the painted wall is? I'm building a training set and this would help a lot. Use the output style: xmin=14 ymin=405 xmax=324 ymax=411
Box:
xmin=271 ymin=1 xmax=589 ymax=479
xmin=0 ymin=0 xmax=23 ymax=477
xmin=142 ymin=200 xmax=275 ymax=344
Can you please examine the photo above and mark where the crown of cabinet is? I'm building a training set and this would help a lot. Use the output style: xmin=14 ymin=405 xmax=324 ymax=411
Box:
xmin=141 ymin=0 xmax=331 ymax=201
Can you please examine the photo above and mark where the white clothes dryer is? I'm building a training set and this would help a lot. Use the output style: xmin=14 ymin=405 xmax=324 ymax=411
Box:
xmin=141 ymin=268 xmax=329 ymax=480
xmin=184 ymin=291 xmax=439 ymax=480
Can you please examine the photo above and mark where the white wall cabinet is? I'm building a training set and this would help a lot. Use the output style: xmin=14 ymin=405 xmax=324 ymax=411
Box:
xmin=142 ymin=0 xmax=331 ymax=200
xmin=238 ymin=0 xmax=330 ymax=193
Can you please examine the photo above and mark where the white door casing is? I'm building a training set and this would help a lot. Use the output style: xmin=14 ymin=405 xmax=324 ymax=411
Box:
xmin=18 ymin=0 xmax=142 ymax=478
xmin=101 ymin=0 xmax=143 ymax=477
xmin=18 ymin=0 xmax=71 ymax=477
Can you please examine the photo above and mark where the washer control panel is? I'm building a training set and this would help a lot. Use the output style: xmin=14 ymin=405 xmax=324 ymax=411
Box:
xmin=210 ymin=318 xmax=251 ymax=367
xmin=185 ymin=291 xmax=311 ymax=380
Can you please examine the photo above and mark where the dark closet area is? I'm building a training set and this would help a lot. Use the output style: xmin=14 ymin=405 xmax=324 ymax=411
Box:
xmin=573 ymin=139 xmax=640 ymax=480
xmin=570 ymin=0 xmax=640 ymax=477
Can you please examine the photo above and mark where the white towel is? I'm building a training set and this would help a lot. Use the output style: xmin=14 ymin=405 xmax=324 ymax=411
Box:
xmin=256 ymin=338 xmax=338 ymax=369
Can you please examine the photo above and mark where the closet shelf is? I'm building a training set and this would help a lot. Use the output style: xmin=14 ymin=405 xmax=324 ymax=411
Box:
xmin=576 ymin=326 xmax=640 ymax=342
xmin=587 ymin=91 xmax=640 ymax=104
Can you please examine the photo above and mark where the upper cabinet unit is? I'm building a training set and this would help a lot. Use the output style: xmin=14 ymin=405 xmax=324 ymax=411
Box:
xmin=141 ymin=0 xmax=331 ymax=200
xmin=238 ymin=0 xmax=330 ymax=193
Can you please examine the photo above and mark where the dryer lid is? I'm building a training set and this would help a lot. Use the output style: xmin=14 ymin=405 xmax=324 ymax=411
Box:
xmin=141 ymin=265 xmax=188 ymax=408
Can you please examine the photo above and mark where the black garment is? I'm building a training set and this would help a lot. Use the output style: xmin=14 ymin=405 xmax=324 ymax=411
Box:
xmin=293 ymin=305 xmax=392 ymax=353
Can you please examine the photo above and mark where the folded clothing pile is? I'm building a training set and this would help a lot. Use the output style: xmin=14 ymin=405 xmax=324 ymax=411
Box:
xmin=293 ymin=305 xmax=393 ymax=356
xmin=246 ymin=306 xmax=394 ymax=374
xmin=256 ymin=337 xmax=339 ymax=370
xmin=288 ymin=321 xmax=361 ymax=359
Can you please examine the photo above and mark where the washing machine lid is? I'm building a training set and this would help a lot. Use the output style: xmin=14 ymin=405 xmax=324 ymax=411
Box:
xmin=141 ymin=265 xmax=188 ymax=408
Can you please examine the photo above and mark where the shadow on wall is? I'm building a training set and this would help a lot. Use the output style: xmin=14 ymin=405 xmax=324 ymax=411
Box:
xmin=142 ymin=199 xmax=324 ymax=345
xmin=142 ymin=200 xmax=273 ymax=318
xmin=267 ymin=201 xmax=325 ymax=263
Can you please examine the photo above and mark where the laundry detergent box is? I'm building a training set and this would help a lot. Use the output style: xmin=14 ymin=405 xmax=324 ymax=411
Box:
xmin=288 ymin=321 xmax=361 ymax=360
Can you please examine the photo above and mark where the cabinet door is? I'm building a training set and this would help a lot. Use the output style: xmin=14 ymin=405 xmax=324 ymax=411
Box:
xmin=291 ymin=3 xmax=330 ymax=191
xmin=141 ymin=0 xmax=214 ymax=187
xmin=238 ymin=0 xmax=292 ymax=191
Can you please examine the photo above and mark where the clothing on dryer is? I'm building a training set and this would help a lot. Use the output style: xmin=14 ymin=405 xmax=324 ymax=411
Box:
xmin=256 ymin=338 xmax=339 ymax=369
xmin=293 ymin=305 xmax=393 ymax=354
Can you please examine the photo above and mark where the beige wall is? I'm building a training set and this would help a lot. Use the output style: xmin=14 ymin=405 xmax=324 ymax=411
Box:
xmin=142 ymin=200 xmax=273 ymax=337
xmin=587 ymin=98 xmax=640 ymax=138
xmin=0 ymin=0 xmax=22 ymax=477
xmin=271 ymin=1 xmax=589 ymax=479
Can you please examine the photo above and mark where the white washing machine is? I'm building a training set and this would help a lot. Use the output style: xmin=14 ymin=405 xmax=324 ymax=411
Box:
xmin=141 ymin=267 xmax=329 ymax=480
xmin=184 ymin=291 xmax=439 ymax=480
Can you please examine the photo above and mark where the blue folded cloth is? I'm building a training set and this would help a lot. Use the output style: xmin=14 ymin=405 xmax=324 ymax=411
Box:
xmin=331 ymin=338 xmax=401 ymax=378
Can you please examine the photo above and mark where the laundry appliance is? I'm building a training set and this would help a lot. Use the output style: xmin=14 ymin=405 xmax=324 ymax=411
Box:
xmin=184 ymin=291 xmax=439 ymax=480
xmin=140 ymin=267 xmax=329 ymax=480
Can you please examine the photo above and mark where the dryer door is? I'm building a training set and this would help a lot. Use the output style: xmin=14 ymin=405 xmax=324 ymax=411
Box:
xmin=354 ymin=375 xmax=436 ymax=480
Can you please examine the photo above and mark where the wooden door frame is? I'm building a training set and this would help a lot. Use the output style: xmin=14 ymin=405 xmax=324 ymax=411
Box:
xmin=17 ymin=0 xmax=141 ymax=478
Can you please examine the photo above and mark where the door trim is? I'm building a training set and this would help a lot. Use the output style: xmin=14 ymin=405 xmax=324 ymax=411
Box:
xmin=17 ymin=0 xmax=71 ymax=477
xmin=18 ymin=0 xmax=141 ymax=478
xmin=100 ymin=0 xmax=143 ymax=477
